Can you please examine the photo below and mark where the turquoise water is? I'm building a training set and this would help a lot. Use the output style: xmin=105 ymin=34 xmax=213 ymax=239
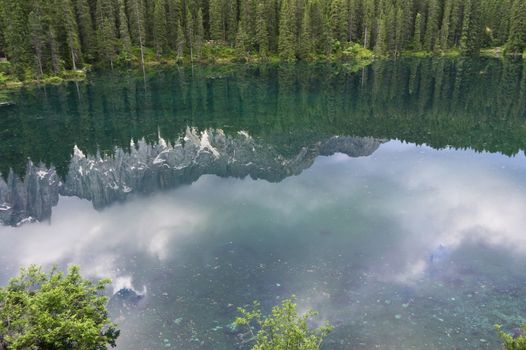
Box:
xmin=0 ymin=59 xmax=526 ymax=349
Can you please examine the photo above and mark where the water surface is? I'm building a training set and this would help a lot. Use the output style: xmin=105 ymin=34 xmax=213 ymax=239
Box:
xmin=0 ymin=59 xmax=525 ymax=349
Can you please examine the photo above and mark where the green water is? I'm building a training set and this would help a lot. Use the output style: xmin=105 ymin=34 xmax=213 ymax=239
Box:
xmin=0 ymin=58 xmax=526 ymax=349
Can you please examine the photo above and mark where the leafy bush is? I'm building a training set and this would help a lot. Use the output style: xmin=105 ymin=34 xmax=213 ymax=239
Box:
xmin=0 ymin=61 xmax=11 ymax=75
xmin=342 ymin=43 xmax=374 ymax=60
xmin=234 ymin=296 xmax=333 ymax=350
xmin=0 ymin=265 xmax=119 ymax=350
xmin=497 ymin=325 xmax=526 ymax=350
xmin=0 ymin=72 xmax=7 ymax=86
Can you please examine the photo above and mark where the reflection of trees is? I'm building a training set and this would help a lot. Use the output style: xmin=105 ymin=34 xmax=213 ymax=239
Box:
xmin=2 ymin=58 xmax=526 ymax=178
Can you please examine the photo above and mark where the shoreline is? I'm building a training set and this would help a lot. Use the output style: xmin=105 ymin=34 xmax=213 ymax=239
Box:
xmin=0 ymin=47 xmax=522 ymax=91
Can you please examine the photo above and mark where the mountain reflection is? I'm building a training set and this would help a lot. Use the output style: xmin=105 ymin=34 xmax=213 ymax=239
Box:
xmin=0 ymin=128 xmax=380 ymax=225
xmin=1 ymin=58 xmax=526 ymax=225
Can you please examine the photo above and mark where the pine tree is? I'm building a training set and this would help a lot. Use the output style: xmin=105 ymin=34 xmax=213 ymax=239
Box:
xmin=28 ymin=6 xmax=46 ymax=77
xmin=240 ymin=0 xmax=257 ymax=49
xmin=166 ymin=0 xmax=182 ymax=49
xmin=423 ymin=0 xmax=439 ymax=51
xmin=330 ymin=0 xmax=347 ymax=43
xmin=209 ymin=0 xmax=224 ymax=41
xmin=309 ymin=0 xmax=324 ymax=52
xmin=440 ymin=0 xmax=453 ymax=50
xmin=363 ymin=0 xmax=375 ymax=49
xmin=195 ymin=8 xmax=205 ymax=59
xmin=375 ymin=9 xmax=388 ymax=55
xmin=0 ymin=0 xmax=32 ymax=78
xmin=400 ymin=0 xmax=414 ymax=49
xmin=460 ymin=0 xmax=481 ymax=55
xmin=73 ymin=0 xmax=96 ymax=61
xmin=153 ymin=0 xmax=167 ymax=58
xmin=186 ymin=7 xmax=194 ymax=61
xmin=95 ymin=0 xmax=117 ymax=68
xmin=506 ymin=0 xmax=526 ymax=55
xmin=278 ymin=0 xmax=296 ymax=60
xmin=118 ymin=0 xmax=132 ymax=58
xmin=235 ymin=20 xmax=250 ymax=58
xmin=298 ymin=3 xmax=312 ymax=59
xmin=256 ymin=3 xmax=269 ymax=57
xmin=226 ymin=0 xmax=238 ymax=44
xmin=63 ymin=0 xmax=82 ymax=70
xmin=394 ymin=5 xmax=404 ymax=55
xmin=413 ymin=12 xmax=423 ymax=50
xmin=175 ymin=19 xmax=185 ymax=61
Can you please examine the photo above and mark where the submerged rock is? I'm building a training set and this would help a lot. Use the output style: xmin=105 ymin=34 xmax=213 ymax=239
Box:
xmin=109 ymin=288 xmax=145 ymax=309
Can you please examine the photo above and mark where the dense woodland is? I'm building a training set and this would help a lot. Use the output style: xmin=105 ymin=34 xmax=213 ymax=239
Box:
xmin=0 ymin=0 xmax=525 ymax=79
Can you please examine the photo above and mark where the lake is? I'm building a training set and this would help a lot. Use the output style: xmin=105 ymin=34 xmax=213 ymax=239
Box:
xmin=1 ymin=58 xmax=526 ymax=349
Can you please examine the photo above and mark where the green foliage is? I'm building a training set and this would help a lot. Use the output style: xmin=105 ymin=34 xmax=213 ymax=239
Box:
xmin=506 ymin=0 xmax=526 ymax=56
xmin=234 ymin=296 xmax=333 ymax=350
xmin=1 ymin=0 xmax=524 ymax=80
xmin=0 ymin=265 xmax=119 ymax=350
xmin=497 ymin=324 xmax=526 ymax=349
xmin=278 ymin=0 xmax=296 ymax=61
xmin=0 ymin=72 xmax=7 ymax=86
xmin=342 ymin=43 xmax=374 ymax=60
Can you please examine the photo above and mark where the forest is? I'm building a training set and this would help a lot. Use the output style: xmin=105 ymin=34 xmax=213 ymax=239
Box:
xmin=0 ymin=0 xmax=525 ymax=80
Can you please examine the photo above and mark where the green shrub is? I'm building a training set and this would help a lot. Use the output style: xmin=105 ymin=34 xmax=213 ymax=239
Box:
xmin=0 ymin=61 xmax=11 ymax=75
xmin=0 ymin=72 xmax=7 ymax=86
xmin=0 ymin=265 xmax=119 ymax=350
xmin=497 ymin=325 xmax=526 ymax=349
xmin=342 ymin=43 xmax=374 ymax=60
xmin=234 ymin=296 xmax=333 ymax=350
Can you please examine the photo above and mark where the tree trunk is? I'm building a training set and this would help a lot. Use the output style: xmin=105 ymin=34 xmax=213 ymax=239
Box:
xmin=71 ymin=48 xmax=77 ymax=70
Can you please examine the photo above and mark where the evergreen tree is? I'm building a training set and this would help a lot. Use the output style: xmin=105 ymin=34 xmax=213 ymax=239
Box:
xmin=330 ymin=0 xmax=348 ymax=43
xmin=226 ymin=0 xmax=238 ymax=44
xmin=375 ymin=9 xmax=388 ymax=55
xmin=166 ymin=0 xmax=182 ymax=49
xmin=401 ymin=0 xmax=415 ymax=48
xmin=63 ymin=0 xmax=82 ymax=70
xmin=95 ymin=0 xmax=117 ymax=68
xmin=278 ymin=0 xmax=296 ymax=60
xmin=153 ymin=0 xmax=167 ymax=58
xmin=73 ymin=0 xmax=96 ymax=61
xmin=506 ymin=0 xmax=526 ymax=55
xmin=209 ymin=0 xmax=225 ymax=41
xmin=240 ymin=0 xmax=257 ymax=49
xmin=0 ymin=0 xmax=32 ymax=78
xmin=423 ymin=0 xmax=439 ymax=51
xmin=413 ymin=12 xmax=423 ymax=50
xmin=460 ymin=0 xmax=481 ymax=55
xmin=235 ymin=20 xmax=250 ymax=58
xmin=186 ymin=7 xmax=194 ymax=61
xmin=394 ymin=6 xmax=404 ymax=55
xmin=363 ymin=0 xmax=375 ymax=48
xmin=298 ymin=3 xmax=312 ymax=59
xmin=118 ymin=0 xmax=132 ymax=58
xmin=195 ymin=8 xmax=205 ymax=59
xmin=176 ymin=19 xmax=185 ymax=60
xmin=440 ymin=0 xmax=454 ymax=50
xmin=256 ymin=3 xmax=269 ymax=57
xmin=27 ymin=6 xmax=46 ymax=77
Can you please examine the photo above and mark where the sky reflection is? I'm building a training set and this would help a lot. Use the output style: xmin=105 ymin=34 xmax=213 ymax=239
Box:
xmin=1 ymin=141 xmax=525 ymax=349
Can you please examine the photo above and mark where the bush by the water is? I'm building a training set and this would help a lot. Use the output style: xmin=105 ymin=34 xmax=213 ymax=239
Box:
xmin=0 ymin=265 xmax=119 ymax=350
xmin=234 ymin=296 xmax=333 ymax=350
xmin=497 ymin=324 xmax=526 ymax=349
